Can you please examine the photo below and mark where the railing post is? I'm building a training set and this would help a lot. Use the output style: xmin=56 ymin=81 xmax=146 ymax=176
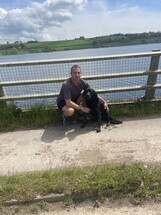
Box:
xmin=0 ymin=80 xmax=7 ymax=108
xmin=144 ymin=49 xmax=160 ymax=100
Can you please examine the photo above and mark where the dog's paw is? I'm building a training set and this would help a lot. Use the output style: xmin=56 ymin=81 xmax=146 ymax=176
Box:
xmin=80 ymin=119 xmax=88 ymax=128
xmin=96 ymin=128 xmax=101 ymax=133
xmin=106 ymin=122 xmax=110 ymax=127
xmin=80 ymin=123 xmax=86 ymax=128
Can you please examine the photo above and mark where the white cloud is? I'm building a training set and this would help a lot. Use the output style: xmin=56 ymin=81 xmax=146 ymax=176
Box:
xmin=59 ymin=2 xmax=161 ymax=40
xmin=0 ymin=0 xmax=87 ymax=43
xmin=0 ymin=0 xmax=161 ymax=43
xmin=0 ymin=8 xmax=7 ymax=19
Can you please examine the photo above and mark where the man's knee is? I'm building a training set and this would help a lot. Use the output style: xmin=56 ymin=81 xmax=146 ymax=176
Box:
xmin=63 ymin=107 xmax=74 ymax=117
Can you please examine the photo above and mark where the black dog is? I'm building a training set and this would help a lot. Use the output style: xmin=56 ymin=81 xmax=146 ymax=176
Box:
xmin=80 ymin=87 xmax=122 ymax=132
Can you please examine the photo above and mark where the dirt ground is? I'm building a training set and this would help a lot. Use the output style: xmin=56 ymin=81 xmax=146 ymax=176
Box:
xmin=2 ymin=198 xmax=161 ymax=215
xmin=36 ymin=200 xmax=161 ymax=215
xmin=38 ymin=200 xmax=161 ymax=215
xmin=1 ymin=115 xmax=161 ymax=214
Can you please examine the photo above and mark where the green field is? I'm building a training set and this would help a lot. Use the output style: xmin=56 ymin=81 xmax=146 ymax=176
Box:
xmin=1 ymin=31 xmax=161 ymax=56
xmin=0 ymin=38 xmax=93 ymax=55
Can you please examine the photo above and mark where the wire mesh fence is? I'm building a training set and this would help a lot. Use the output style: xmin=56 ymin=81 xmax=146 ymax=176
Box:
xmin=0 ymin=51 xmax=161 ymax=109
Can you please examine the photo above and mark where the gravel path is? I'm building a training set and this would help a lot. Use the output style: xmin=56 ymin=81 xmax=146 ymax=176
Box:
xmin=39 ymin=201 xmax=161 ymax=215
xmin=10 ymin=200 xmax=161 ymax=215
xmin=0 ymin=115 xmax=161 ymax=175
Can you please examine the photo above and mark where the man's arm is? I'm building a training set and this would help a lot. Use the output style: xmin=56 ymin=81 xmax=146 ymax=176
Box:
xmin=77 ymin=94 xmax=84 ymax=105
xmin=65 ymin=99 xmax=90 ymax=113
xmin=98 ymin=95 xmax=109 ymax=112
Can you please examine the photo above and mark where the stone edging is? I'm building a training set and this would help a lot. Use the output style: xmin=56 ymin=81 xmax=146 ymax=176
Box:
xmin=4 ymin=193 xmax=66 ymax=206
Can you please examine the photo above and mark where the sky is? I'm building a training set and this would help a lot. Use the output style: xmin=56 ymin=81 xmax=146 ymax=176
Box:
xmin=0 ymin=0 xmax=161 ymax=44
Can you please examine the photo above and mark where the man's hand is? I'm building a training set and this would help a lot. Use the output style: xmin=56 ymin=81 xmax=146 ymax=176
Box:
xmin=82 ymin=106 xmax=91 ymax=113
xmin=104 ymin=102 xmax=109 ymax=112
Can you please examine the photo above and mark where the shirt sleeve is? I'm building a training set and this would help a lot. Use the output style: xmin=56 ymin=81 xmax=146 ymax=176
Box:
xmin=62 ymin=83 xmax=71 ymax=100
xmin=81 ymin=79 xmax=90 ymax=90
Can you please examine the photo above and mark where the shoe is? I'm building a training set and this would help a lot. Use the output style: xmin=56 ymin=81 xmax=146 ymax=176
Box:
xmin=62 ymin=114 xmax=71 ymax=125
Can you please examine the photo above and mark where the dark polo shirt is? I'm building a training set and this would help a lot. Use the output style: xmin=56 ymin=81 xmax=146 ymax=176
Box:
xmin=57 ymin=78 xmax=89 ymax=109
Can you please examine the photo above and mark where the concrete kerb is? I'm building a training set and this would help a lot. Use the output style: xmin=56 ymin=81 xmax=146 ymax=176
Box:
xmin=4 ymin=193 xmax=93 ymax=207
xmin=4 ymin=188 xmax=118 ymax=207
xmin=4 ymin=193 xmax=66 ymax=206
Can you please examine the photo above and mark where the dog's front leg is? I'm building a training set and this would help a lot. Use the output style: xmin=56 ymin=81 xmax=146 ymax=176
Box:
xmin=80 ymin=118 xmax=87 ymax=128
xmin=96 ymin=104 xmax=101 ymax=133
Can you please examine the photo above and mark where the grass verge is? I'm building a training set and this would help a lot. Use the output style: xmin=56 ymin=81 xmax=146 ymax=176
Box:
xmin=0 ymin=163 xmax=161 ymax=206
xmin=0 ymin=100 xmax=161 ymax=132
xmin=0 ymin=105 xmax=61 ymax=132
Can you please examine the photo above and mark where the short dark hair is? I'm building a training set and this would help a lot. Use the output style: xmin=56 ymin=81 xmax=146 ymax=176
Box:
xmin=71 ymin=65 xmax=81 ymax=74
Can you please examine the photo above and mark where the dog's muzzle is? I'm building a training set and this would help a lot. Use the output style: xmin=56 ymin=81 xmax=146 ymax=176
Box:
xmin=85 ymin=91 xmax=91 ymax=100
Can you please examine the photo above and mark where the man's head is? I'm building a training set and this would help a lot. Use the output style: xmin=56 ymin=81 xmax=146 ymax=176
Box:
xmin=71 ymin=65 xmax=82 ymax=84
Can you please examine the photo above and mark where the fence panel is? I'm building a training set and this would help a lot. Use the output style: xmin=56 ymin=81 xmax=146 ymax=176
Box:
xmin=0 ymin=51 xmax=161 ymax=108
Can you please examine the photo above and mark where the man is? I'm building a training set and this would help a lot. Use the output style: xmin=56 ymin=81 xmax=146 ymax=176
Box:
xmin=57 ymin=64 xmax=109 ymax=125
xmin=57 ymin=65 xmax=91 ymax=125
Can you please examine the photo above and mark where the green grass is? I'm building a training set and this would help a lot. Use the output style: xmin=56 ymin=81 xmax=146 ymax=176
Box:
xmin=0 ymin=163 xmax=161 ymax=205
xmin=0 ymin=101 xmax=161 ymax=132
xmin=110 ymin=101 xmax=161 ymax=118
xmin=0 ymin=39 xmax=93 ymax=55
xmin=0 ymin=104 xmax=61 ymax=131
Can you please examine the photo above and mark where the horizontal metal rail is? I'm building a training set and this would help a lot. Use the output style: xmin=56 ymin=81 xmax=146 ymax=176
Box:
xmin=0 ymin=84 xmax=161 ymax=101
xmin=0 ymin=70 xmax=161 ymax=87
xmin=0 ymin=93 xmax=57 ymax=101
xmin=0 ymin=51 xmax=161 ymax=67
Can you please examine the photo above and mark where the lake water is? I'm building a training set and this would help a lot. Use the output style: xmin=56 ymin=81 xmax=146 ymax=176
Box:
xmin=0 ymin=43 xmax=161 ymax=108
xmin=0 ymin=43 xmax=161 ymax=62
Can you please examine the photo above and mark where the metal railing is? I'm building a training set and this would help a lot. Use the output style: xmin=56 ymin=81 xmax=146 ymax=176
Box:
xmin=0 ymin=50 xmax=161 ymax=108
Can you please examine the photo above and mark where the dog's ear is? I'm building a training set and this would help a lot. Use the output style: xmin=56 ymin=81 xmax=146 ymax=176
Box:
xmin=93 ymin=89 xmax=97 ymax=95
xmin=91 ymin=88 xmax=98 ymax=99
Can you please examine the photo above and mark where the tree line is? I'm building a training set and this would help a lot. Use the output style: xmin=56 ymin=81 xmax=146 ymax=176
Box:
xmin=90 ymin=32 xmax=161 ymax=48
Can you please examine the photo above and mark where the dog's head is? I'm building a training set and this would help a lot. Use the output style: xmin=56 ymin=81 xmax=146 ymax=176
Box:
xmin=82 ymin=87 xmax=99 ymax=109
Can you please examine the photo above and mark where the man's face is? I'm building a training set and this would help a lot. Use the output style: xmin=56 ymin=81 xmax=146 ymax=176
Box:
xmin=71 ymin=68 xmax=81 ymax=83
